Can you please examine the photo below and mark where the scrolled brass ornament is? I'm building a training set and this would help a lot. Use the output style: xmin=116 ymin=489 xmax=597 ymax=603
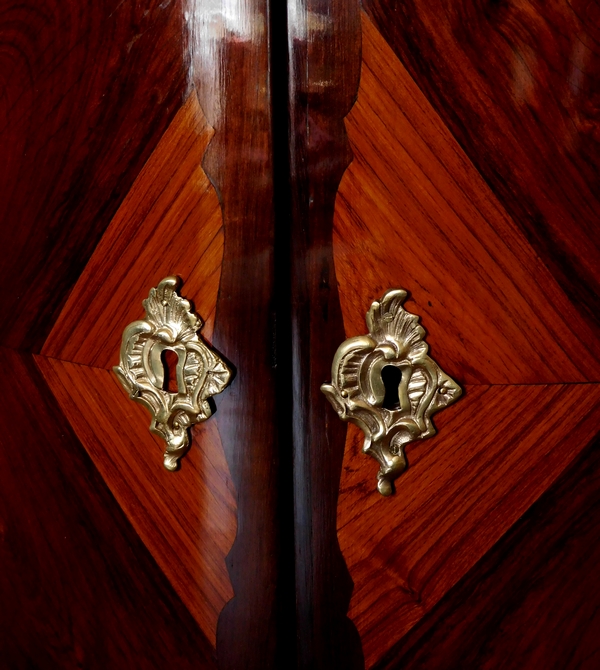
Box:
xmin=321 ymin=289 xmax=461 ymax=496
xmin=114 ymin=276 xmax=231 ymax=471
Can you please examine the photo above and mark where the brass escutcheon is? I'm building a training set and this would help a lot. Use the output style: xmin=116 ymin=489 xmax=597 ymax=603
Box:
xmin=321 ymin=289 xmax=461 ymax=496
xmin=114 ymin=277 xmax=231 ymax=471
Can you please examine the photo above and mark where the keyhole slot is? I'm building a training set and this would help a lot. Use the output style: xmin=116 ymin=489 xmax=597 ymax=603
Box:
xmin=381 ymin=365 xmax=402 ymax=410
xmin=161 ymin=350 xmax=180 ymax=393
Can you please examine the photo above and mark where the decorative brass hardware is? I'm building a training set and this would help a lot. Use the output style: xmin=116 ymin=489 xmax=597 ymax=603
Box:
xmin=114 ymin=277 xmax=231 ymax=471
xmin=321 ymin=289 xmax=461 ymax=496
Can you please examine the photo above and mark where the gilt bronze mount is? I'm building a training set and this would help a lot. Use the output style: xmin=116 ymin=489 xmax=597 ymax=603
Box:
xmin=321 ymin=289 xmax=461 ymax=496
xmin=114 ymin=277 xmax=231 ymax=471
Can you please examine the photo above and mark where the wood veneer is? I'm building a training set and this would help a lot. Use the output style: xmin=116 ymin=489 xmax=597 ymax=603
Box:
xmin=10 ymin=1 xmax=292 ymax=667
xmin=377 ymin=434 xmax=600 ymax=670
xmin=287 ymin=0 xmax=365 ymax=667
xmin=0 ymin=0 xmax=189 ymax=351
xmin=36 ymin=357 xmax=236 ymax=646
xmin=334 ymin=14 xmax=600 ymax=386
xmin=43 ymin=92 xmax=223 ymax=368
xmin=338 ymin=384 xmax=600 ymax=667
xmin=3 ymin=0 xmax=290 ymax=664
xmin=34 ymin=87 xmax=236 ymax=648
xmin=333 ymin=12 xmax=600 ymax=669
xmin=3 ymin=0 xmax=599 ymax=667
xmin=0 ymin=347 xmax=216 ymax=669
xmin=362 ymin=0 xmax=600 ymax=336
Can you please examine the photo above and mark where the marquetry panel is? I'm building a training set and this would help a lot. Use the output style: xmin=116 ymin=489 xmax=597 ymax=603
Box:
xmin=338 ymin=384 xmax=600 ymax=668
xmin=33 ymin=87 xmax=235 ymax=649
xmin=43 ymin=91 xmax=223 ymax=369
xmin=333 ymin=13 xmax=600 ymax=669
xmin=333 ymin=15 xmax=600 ymax=386
xmin=4 ymin=0 xmax=290 ymax=667
xmin=36 ymin=356 xmax=236 ymax=647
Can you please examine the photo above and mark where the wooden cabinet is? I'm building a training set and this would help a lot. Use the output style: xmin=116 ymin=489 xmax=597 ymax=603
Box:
xmin=1 ymin=1 xmax=600 ymax=668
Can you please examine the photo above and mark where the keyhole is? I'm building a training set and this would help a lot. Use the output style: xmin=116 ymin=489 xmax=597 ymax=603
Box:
xmin=381 ymin=365 xmax=402 ymax=410
xmin=161 ymin=350 xmax=180 ymax=393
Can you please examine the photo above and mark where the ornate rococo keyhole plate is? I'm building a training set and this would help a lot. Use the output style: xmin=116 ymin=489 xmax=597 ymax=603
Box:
xmin=114 ymin=276 xmax=231 ymax=471
xmin=321 ymin=289 xmax=461 ymax=496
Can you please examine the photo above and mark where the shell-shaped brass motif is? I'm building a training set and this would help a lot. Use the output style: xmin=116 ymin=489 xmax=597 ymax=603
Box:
xmin=321 ymin=289 xmax=461 ymax=496
xmin=114 ymin=277 xmax=231 ymax=471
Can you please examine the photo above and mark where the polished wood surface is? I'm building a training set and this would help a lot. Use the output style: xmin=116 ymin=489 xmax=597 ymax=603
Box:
xmin=338 ymin=384 xmax=600 ymax=667
xmin=287 ymin=0 xmax=364 ymax=667
xmin=191 ymin=2 xmax=293 ymax=667
xmin=43 ymin=92 xmax=223 ymax=368
xmin=362 ymin=0 xmax=600 ymax=337
xmin=0 ymin=0 xmax=189 ymax=351
xmin=2 ymin=0 xmax=284 ymax=665
xmin=335 ymin=15 xmax=600 ymax=386
xmin=333 ymin=9 xmax=600 ymax=669
xmin=0 ymin=347 xmax=216 ymax=669
xmin=3 ymin=0 xmax=600 ymax=666
xmin=36 ymin=357 xmax=236 ymax=646
xmin=33 ymin=86 xmax=235 ymax=648
xmin=376 ymin=434 xmax=600 ymax=669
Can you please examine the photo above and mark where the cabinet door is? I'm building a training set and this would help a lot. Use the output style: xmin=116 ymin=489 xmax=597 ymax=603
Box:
xmin=289 ymin=1 xmax=600 ymax=668
xmin=0 ymin=2 xmax=288 ymax=668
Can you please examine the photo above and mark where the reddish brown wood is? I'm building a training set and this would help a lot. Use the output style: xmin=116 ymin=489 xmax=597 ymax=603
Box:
xmin=0 ymin=0 xmax=189 ymax=351
xmin=0 ymin=347 xmax=216 ymax=668
xmin=376 ymin=434 xmax=600 ymax=670
xmin=6 ymin=1 xmax=600 ymax=667
xmin=287 ymin=1 xmax=364 ymax=668
xmin=33 ymin=90 xmax=235 ymax=647
xmin=42 ymin=92 xmax=223 ymax=369
xmin=36 ymin=357 xmax=236 ymax=646
xmin=190 ymin=3 xmax=294 ymax=667
xmin=334 ymin=14 xmax=600 ymax=386
xmin=337 ymin=384 xmax=600 ymax=667
xmin=331 ymin=16 xmax=600 ymax=665
xmin=362 ymin=0 xmax=600 ymax=337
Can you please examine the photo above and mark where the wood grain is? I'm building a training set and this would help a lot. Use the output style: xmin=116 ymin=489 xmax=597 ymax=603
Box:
xmin=337 ymin=384 xmax=600 ymax=668
xmin=36 ymin=356 xmax=236 ymax=647
xmin=334 ymin=14 xmax=600 ymax=386
xmin=0 ymin=347 xmax=216 ymax=668
xmin=376 ymin=434 xmax=600 ymax=670
xmin=7 ymin=2 xmax=599 ymax=667
xmin=42 ymin=91 xmax=223 ymax=369
xmin=287 ymin=0 xmax=365 ymax=667
xmin=332 ymin=11 xmax=600 ymax=669
xmin=0 ymin=0 xmax=189 ymax=351
xmin=191 ymin=3 xmax=294 ymax=667
xmin=362 ymin=0 xmax=600 ymax=338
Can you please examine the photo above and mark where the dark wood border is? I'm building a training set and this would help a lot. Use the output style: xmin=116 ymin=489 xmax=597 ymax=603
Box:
xmin=192 ymin=3 xmax=295 ymax=667
xmin=287 ymin=1 xmax=365 ymax=667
